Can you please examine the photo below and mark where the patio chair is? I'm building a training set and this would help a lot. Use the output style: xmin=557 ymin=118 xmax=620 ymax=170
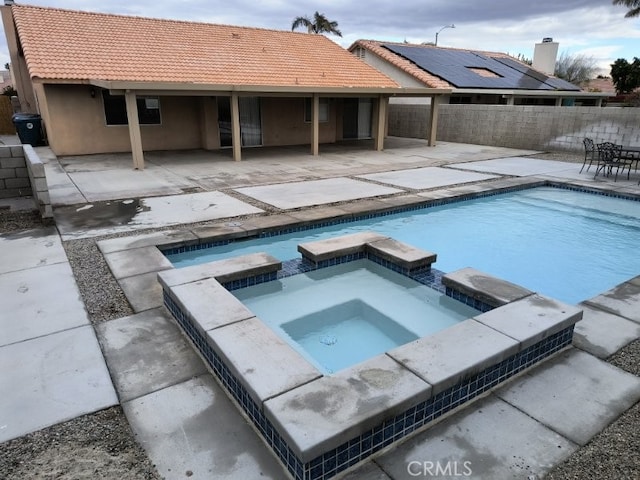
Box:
xmin=593 ymin=142 xmax=631 ymax=181
xmin=580 ymin=137 xmax=597 ymax=173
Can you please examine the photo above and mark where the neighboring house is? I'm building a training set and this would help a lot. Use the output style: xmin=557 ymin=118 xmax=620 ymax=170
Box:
xmin=350 ymin=39 xmax=607 ymax=107
xmin=0 ymin=4 xmax=449 ymax=168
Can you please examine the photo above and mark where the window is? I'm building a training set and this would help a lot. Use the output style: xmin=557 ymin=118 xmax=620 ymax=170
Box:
xmin=304 ymin=97 xmax=329 ymax=123
xmin=102 ymin=90 xmax=161 ymax=125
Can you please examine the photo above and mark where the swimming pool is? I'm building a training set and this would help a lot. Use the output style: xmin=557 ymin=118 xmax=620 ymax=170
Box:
xmin=167 ymin=187 xmax=640 ymax=304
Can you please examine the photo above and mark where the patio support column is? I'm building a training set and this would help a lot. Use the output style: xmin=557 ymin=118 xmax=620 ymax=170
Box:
xmin=125 ymin=90 xmax=144 ymax=169
xmin=427 ymin=95 xmax=440 ymax=147
xmin=555 ymin=97 xmax=563 ymax=107
xmin=311 ymin=94 xmax=319 ymax=156
xmin=375 ymin=95 xmax=387 ymax=151
xmin=231 ymin=92 xmax=242 ymax=161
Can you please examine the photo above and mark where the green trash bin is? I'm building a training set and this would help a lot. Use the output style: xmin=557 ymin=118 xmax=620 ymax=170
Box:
xmin=12 ymin=113 xmax=43 ymax=146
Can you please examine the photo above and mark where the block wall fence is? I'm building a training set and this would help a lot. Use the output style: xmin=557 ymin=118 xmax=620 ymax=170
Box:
xmin=0 ymin=144 xmax=52 ymax=218
xmin=388 ymin=104 xmax=640 ymax=152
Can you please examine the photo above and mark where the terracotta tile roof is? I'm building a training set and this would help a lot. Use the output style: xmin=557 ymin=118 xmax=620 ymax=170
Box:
xmin=11 ymin=5 xmax=399 ymax=89
xmin=353 ymin=40 xmax=451 ymax=89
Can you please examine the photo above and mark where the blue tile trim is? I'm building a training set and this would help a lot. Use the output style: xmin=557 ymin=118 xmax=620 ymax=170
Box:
xmin=444 ymin=286 xmax=495 ymax=313
xmin=221 ymin=271 xmax=279 ymax=291
xmin=162 ymin=183 xmax=640 ymax=260
xmin=163 ymin=287 xmax=573 ymax=480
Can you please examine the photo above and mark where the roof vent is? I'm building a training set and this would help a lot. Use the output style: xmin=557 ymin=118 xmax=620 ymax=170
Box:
xmin=542 ymin=37 xmax=553 ymax=43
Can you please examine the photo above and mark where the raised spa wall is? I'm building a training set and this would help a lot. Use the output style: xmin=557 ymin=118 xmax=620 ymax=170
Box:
xmin=157 ymin=231 xmax=583 ymax=480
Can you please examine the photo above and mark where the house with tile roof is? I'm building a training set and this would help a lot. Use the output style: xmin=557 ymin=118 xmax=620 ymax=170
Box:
xmin=1 ymin=4 xmax=449 ymax=168
xmin=350 ymin=40 xmax=607 ymax=107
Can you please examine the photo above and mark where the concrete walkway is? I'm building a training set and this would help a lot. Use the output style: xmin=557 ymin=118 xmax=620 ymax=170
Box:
xmin=2 ymin=138 xmax=640 ymax=479
xmin=0 ymin=227 xmax=117 ymax=443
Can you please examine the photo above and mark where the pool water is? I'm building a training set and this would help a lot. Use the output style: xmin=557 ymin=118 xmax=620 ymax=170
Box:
xmin=232 ymin=260 xmax=478 ymax=373
xmin=168 ymin=187 xmax=640 ymax=304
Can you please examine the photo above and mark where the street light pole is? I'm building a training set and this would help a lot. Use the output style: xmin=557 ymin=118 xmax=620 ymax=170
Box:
xmin=435 ymin=24 xmax=455 ymax=46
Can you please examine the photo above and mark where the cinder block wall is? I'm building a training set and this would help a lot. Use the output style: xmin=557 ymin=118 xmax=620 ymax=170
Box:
xmin=0 ymin=144 xmax=52 ymax=218
xmin=0 ymin=146 xmax=32 ymax=198
xmin=388 ymin=104 xmax=640 ymax=152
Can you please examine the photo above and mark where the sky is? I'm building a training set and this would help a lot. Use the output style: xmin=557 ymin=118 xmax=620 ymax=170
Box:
xmin=1 ymin=0 xmax=639 ymax=77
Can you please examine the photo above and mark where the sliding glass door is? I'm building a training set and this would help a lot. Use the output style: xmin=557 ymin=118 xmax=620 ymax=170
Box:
xmin=217 ymin=96 xmax=262 ymax=147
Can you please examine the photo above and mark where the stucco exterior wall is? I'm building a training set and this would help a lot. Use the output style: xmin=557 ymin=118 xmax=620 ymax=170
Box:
xmin=41 ymin=85 xmax=202 ymax=156
xmin=38 ymin=87 xmax=345 ymax=156
xmin=261 ymin=97 xmax=337 ymax=146
xmin=356 ymin=50 xmax=426 ymax=88
xmin=389 ymin=104 xmax=640 ymax=151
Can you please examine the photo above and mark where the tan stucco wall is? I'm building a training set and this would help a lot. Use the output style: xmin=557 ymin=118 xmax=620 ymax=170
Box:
xmin=260 ymin=97 xmax=337 ymax=146
xmin=42 ymin=85 xmax=202 ymax=156
xmin=357 ymin=50 xmax=426 ymax=88
xmin=38 ymin=87 xmax=347 ymax=156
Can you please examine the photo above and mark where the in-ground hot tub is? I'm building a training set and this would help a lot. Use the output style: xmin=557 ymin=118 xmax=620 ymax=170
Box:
xmin=233 ymin=258 xmax=478 ymax=374
xmin=159 ymin=232 xmax=582 ymax=480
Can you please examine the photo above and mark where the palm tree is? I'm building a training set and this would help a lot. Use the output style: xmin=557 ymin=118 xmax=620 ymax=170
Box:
xmin=613 ymin=0 xmax=640 ymax=17
xmin=291 ymin=11 xmax=342 ymax=37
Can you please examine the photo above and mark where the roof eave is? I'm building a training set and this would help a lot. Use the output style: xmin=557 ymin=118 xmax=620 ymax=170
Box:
xmin=87 ymin=79 xmax=451 ymax=96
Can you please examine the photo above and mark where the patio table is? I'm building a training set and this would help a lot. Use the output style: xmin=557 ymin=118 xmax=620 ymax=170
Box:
xmin=619 ymin=145 xmax=640 ymax=182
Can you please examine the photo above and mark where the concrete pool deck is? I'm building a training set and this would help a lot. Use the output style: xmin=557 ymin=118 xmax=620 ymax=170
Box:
xmin=2 ymin=138 xmax=640 ymax=479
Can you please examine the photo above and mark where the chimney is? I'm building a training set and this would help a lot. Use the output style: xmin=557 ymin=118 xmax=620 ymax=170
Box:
xmin=532 ymin=38 xmax=559 ymax=76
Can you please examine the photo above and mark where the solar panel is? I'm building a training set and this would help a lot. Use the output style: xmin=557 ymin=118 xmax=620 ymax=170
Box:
xmin=492 ymin=56 xmax=580 ymax=91
xmin=383 ymin=44 xmax=579 ymax=91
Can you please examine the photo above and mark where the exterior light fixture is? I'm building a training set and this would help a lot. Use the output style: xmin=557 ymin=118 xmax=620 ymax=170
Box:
xmin=435 ymin=24 xmax=455 ymax=46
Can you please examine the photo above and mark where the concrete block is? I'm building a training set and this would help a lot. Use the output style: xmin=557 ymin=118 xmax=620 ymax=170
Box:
xmin=33 ymin=177 xmax=48 ymax=192
xmin=191 ymin=223 xmax=248 ymax=241
xmin=497 ymin=349 xmax=640 ymax=446
xmin=0 ymin=157 xmax=24 ymax=170
xmin=207 ymin=317 xmax=321 ymax=406
xmin=0 ymin=147 xmax=12 ymax=157
xmin=387 ymin=319 xmax=519 ymax=395
xmin=474 ymin=294 xmax=583 ymax=350
xmin=572 ymin=303 xmax=640 ymax=358
xmin=0 ymin=226 xmax=66 ymax=274
xmin=442 ymin=267 xmax=533 ymax=307
xmin=123 ymin=375 xmax=288 ymax=480
xmin=0 ymin=326 xmax=117 ymax=443
xmin=5 ymin=177 xmax=30 ymax=189
xmin=584 ymin=275 xmax=640 ymax=324
xmin=0 ymin=262 xmax=89 ymax=347
xmin=97 ymin=229 xmax=199 ymax=254
xmin=367 ymin=237 xmax=437 ymax=270
xmin=35 ymin=189 xmax=50 ymax=204
xmin=264 ymin=354 xmax=431 ymax=461
xmin=103 ymin=245 xmax=173 ymax=280
xmin=376 ymin=395 xmax=576 ymax=480
xmin=157 ymin=252 xmax=281 ymax=287
xmin=15 ymin=167 xmax=28 ymax=178
xmin=0 ymin=188 xmax=24 ymax=198
xmin=298 ymin=231 xmax=387 ymax=263
xmin=118 ymin=271 xmax=164 ymax=312
xmin=0 ymin=168 xmax=16 ymax=179
xmin=42 ymin=204 xmax=53 ymax=219
xmin=10 ymin=146 xmax=23 ymax=156
xmin=96 ymin=308 xmax=207 ymax=402
xmin=166 ymin=277 xmax=255 ymax=334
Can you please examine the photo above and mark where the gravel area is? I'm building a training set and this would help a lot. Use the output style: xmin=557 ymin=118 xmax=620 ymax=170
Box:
xmin=63 ymin=238 xmax=134 ymax=323
xmin=0 ymin=407 xmax=161 ymax=480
